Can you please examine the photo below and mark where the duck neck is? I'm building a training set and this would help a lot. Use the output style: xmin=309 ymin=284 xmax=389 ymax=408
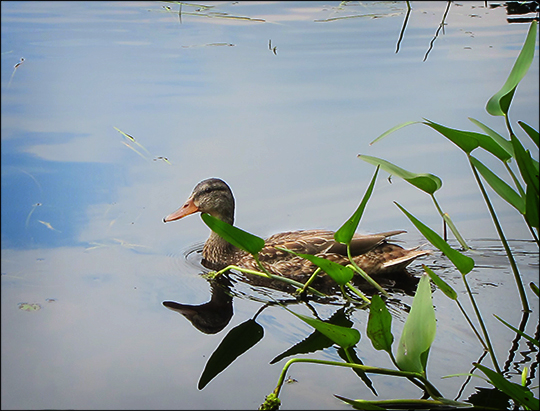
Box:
xmin=202 ymin=231 xmax=240 ymax=268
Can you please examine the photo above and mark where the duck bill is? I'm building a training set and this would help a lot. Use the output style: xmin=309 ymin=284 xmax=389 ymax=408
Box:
xmin=163 ymin=197 xmax=199 ymax=222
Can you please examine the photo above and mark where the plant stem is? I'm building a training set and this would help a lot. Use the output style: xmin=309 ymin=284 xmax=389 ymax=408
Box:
xmin=430 ymin=194 xmax=470 ymax=250
xmin=272 ymin=358 xmax=443 ymax=399
xmin=347 ymin=245 xmax=389 ymax=297
xmin=211 ymin=264 xmax=327 ymax=297
xmin=469 ymin=156 xmax=530 ymax=313
xmin=462 ymin=273 xmax=501 ymax=374
xmin=455 ymin=299 xmax=488 ymax=351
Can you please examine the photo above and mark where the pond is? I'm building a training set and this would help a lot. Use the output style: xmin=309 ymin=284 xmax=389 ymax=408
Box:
xmin=1 ymin=1 xmax=539 ymax=409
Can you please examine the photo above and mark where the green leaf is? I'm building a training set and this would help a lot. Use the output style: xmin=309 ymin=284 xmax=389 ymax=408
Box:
xmin=511 ymin=135 xmax=540 ymax=196
xmin=486 ymin=21 xmax=538 ymax=116
xmin=468 ymin=117 xmax=514 ymax=160
xmin=370 ymin=121 xmax=420 ymax=145
xmin=201 ymin=213 xmax=265 ymax=256
xmin=469 ymin=156 xmax=526 ymax=214
xmin=198 ymin=319 xmax=264 ymax=389
xmin=284 ymin=307 xmax=360 ymax=349
xmin=334 ymin=396 xmax=472 ymax=410
xmin=474 ymin=363 xmax=539 ymax=410
xmin=277 ymin=247 xmax=355 ymax=285
xmin=396 ymin=274 xmax=436 ymax=374
xmin=518 ymin=121 xmax=539 ymax=148
xmin=367 ymin=294 xmax=394 ymax=353
xmin=423 ymin=265 xmax=457 ymax=300
xmin=335 ymin=166 xmax=379 ymax=245
xmin=358 ymin=154 xmax=442 ymax=195
xmin=395 ymin=202 xmax=475 ymax=275
xmin=423 ymin=119 xmax=511 ymax=161
xmin=525 ymin=184 xmax=540 ymax=230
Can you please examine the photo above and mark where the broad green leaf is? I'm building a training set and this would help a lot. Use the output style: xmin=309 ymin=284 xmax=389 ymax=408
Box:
xmin=474 ymin=363 xmax=539 ymax=410
xmin=494 ymin=315 xmax=539 ymax=347
xmin=370 ymin=121 xmax=420 ymax=145
xmin=423 ymin=119 xmax=511 ymax=161
xmin=198 ymin=319 xmax=264 ymax=389
xmin=367 ymin=294 xmax=394 ymax=353
xmin=284 ymin=307 xmax=360 ymax=349
xmin=511 ymin=135 xmax=540 ymax=195
xmin=335 ymin=166 xmax=379 ymax=245
xmin=423 ymin=265 xmax=457 ymax=300
xmin=201 ymin=213 xmax=265 ymax=256
xmin=278 ymin=247 xmax=354 ymax=285
xmin=358 ymin=154 xmax=442 ymax=195
xmin=486 ymin=21 xmax=538 ymax=116
xmin=518 ymin=121 xmax=539 ymax=148
xmin=395 ymin=202 xmax=475 ymax=275
xmin=468 ymin=117 xmax=514 ymax=159
xmin=396 ymin=274 xmax=436 ymax=374
xmin=469 ymin=156 xmax=526 ymax=214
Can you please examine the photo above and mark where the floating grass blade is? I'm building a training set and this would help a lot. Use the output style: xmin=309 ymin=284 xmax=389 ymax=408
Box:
xmin=396 ymin=274 xmax=436 ymax=374
xmin=486 ymin=21 xmax=537 ymax=117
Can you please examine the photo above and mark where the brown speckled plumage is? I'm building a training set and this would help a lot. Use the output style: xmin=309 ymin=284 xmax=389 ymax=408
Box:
xmin=164 ymin=178 xmax=430 ymax=282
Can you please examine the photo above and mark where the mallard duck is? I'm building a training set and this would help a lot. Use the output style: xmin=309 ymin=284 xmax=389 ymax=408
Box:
xmin=163 ymin=178 xmax=430 ymax=280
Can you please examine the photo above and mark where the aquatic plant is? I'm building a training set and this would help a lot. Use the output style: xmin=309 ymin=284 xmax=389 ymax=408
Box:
xmin=195 ymin=20 xmax=538 ymax=411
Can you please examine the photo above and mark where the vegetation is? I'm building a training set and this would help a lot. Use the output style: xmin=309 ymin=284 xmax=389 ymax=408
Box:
xmin=198 ymin=21 xmax=538 ymax=410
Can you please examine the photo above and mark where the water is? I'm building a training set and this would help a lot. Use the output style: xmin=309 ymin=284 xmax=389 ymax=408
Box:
xmin=1 ymin=1 xmax=539 ymax=409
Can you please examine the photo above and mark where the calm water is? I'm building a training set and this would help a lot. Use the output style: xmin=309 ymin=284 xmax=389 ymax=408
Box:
xmin=1 ymin=1 xmax=539 ymax=409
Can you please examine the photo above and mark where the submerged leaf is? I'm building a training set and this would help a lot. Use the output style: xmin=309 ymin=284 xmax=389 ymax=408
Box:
xmin=486 ymin=21 xmax=537 ymax=116
xmin=201 ymin=213 xmax=265 ymax=256
xmin=358 ymin=154 xmax=442 ymax=195
xmin=396 ymin=274 xmax=436 ymax=374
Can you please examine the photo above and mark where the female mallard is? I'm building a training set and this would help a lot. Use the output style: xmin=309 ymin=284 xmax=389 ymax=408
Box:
xmin=163 ymin=178 xmax=430 ymax=280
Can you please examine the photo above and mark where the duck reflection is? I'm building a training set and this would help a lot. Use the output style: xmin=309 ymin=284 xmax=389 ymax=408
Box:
xmin=163 ymin=276 xmax=233 ymax=334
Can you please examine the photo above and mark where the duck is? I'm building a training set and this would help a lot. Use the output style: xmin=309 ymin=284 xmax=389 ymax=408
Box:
xmin=163 ymin=178 xmax=430 ymax=282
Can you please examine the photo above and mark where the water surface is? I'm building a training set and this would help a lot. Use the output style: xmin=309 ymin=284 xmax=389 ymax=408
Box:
xmin=1 ymin=1 xmax=539 ymax=409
